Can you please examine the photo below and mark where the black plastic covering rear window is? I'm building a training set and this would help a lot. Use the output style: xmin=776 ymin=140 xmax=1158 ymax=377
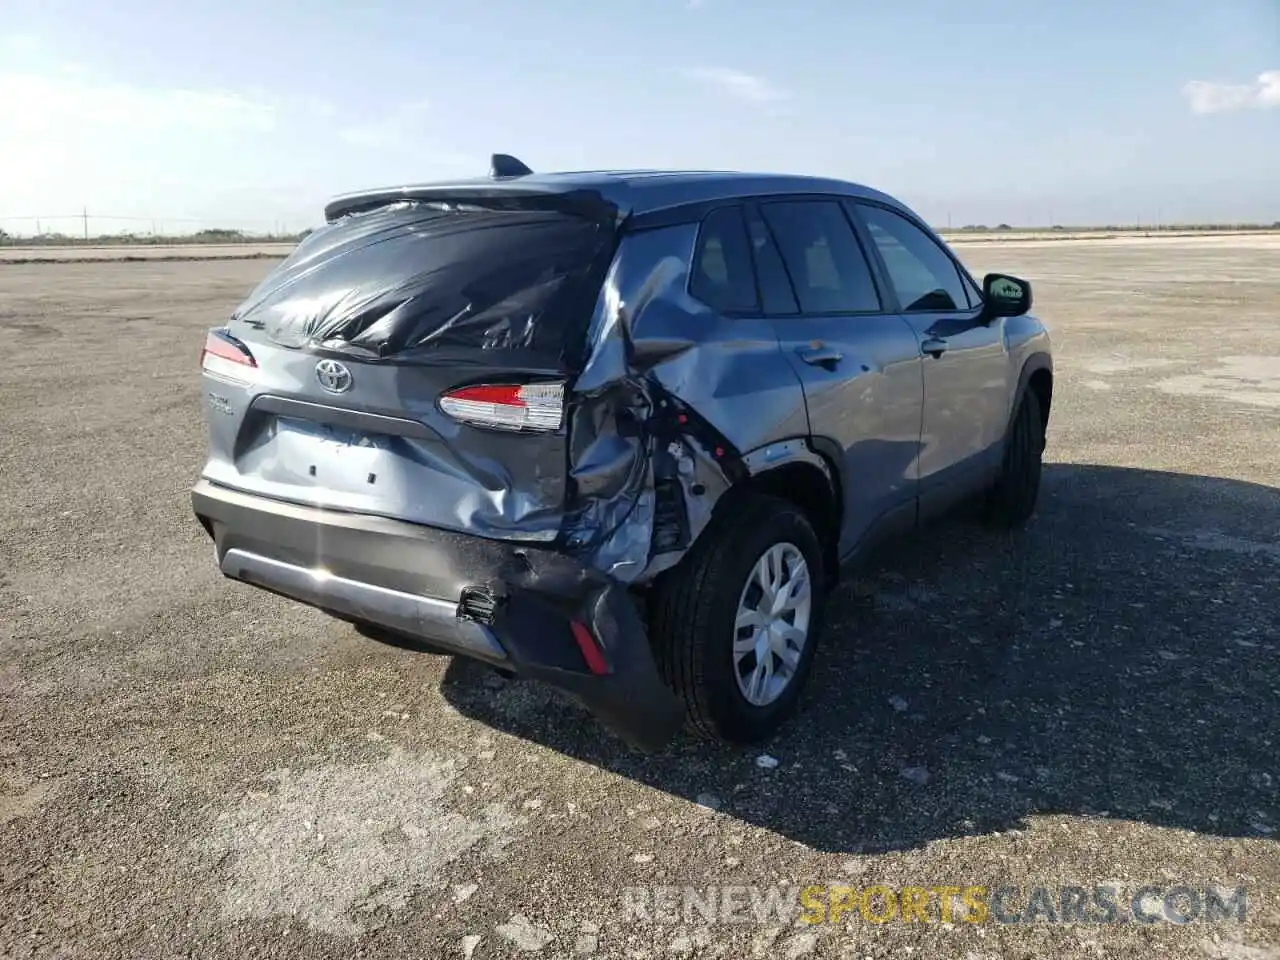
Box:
xmin=234 ymin=200 xmax=616 ymax=367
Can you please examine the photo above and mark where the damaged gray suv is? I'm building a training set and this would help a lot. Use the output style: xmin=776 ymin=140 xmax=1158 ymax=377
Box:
xmin=193 ymin=156 xmax=1052 ymax=751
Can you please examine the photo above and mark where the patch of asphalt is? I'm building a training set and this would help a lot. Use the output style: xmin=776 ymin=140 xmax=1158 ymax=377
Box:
xmin=1 ymin=245 xmax=1278 ymax=959
xmin=1155 ymin=356 xmax=1280 ymax=410
xmin=0 ymin=244 xmax=293 ymax=263
xmin=200 ymin=749 xmax=520 ymax=936
xmin=0 ymin=253 xmax=286 ymax=265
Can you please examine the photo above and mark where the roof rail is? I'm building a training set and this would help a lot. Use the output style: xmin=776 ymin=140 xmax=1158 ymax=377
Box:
xmin=490 ymin=153 xmax=533 ymax=179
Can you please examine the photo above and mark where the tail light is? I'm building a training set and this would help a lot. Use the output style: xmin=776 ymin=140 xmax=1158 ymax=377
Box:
xmin=439 ymin=382 xmax=564 ymax=432
xmin=201 ymin=329 xmax=258 ymax=384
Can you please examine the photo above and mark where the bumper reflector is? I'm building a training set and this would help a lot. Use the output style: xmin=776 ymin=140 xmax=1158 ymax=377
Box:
xmin=570 ymin=620 xmax=609 ymax=676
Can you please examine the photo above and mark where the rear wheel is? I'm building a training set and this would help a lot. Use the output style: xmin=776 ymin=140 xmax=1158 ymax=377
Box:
xmin=649 ymin=495 xmax=826 ymax=743
xmin=985 ymin=388 xmax=1044 ymax=528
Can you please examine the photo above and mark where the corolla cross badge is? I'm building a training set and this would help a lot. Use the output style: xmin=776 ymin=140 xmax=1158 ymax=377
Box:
xmin=315 ymin=358 xmax=353 ymax=394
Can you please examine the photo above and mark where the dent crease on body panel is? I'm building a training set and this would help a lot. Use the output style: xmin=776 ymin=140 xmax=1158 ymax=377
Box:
xmin=216 ymin=193 xmax=782 ymax=587
xmin=563 ymin=225 xmax=746 ymax=583
xmin=206 ymin=193 xmax=627 ymax=544
xmin=562 ymin=260 xmax=674 ymax=580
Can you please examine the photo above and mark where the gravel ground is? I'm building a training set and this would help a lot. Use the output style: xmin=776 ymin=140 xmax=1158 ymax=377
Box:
xmin=1 ymin=237 xmax=1277 ymax=959
xmin=0 ymin=243 xmax=296 ymax=263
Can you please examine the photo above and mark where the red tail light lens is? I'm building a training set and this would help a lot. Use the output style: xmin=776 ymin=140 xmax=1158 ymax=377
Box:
xmin=439 ymin=382 xmax=564 ymax=432
xmin=201 ymin=329 xmax=258 ymax=383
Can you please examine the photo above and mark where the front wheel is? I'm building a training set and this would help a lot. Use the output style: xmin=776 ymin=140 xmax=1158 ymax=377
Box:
xmin=649 ymin=495 xmax=827 ymax=743
xmin=985 ymin=389 xmax=1044 ymax=528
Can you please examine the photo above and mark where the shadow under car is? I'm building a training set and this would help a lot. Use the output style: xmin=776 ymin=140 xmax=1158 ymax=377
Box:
xmin=424 ymin=463 xmax=1280 ymax=854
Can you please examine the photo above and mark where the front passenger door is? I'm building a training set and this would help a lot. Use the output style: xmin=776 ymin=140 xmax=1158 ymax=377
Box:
xmin=851 ymin=202 xmax=1011 ymax=509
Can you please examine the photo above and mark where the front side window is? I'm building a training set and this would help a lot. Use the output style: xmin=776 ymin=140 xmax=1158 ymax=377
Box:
xmin=960 ymin=268 xmax=983 ymax=309
xmin=857 ymin=205 xmax=969 ymax=313
xmin=689 ymin=205 xmax=759 ymax=313
xmin=759 ymin=201 xmax=881 ymax=314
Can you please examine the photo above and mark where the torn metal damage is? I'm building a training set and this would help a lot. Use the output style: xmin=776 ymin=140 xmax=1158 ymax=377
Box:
xmin=566 ymin=224 xmax=745 ymax=583
xmin=220 ymin=192 xmax=742 ymax=587
xmin=195 ymin=163 xmax=1055 ymax=749
xmin=195 ymin=186 xmax=752 ymax=747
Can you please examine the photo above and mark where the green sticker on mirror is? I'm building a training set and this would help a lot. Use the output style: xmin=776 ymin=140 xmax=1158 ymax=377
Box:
xmin=991 ymin=278 xmax=1023 ymax=300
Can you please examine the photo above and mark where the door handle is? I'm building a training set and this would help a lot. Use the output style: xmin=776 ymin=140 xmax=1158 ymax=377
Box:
xmin=921 ymin=337 xmax=948 ymax=358
xmin=797 ymin=344 xmax=843 ymax=370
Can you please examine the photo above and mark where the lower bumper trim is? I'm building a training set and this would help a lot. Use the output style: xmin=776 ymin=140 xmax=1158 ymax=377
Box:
xmin=195 ymin=480 xmax=685 ymax=752
xmin=220 ymin=548 xmax=507 ymax=663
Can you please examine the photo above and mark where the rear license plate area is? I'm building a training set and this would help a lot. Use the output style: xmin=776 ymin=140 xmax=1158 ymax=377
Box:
xmin=273 ymin=418 xmax=390 ymax=491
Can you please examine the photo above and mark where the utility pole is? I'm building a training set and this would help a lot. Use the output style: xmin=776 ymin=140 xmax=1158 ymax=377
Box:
xmin=82 ymin=207 xmax=89 ymax=241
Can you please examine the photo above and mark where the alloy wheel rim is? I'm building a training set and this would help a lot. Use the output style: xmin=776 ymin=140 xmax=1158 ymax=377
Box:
xmin=732 ymin=542 xmax=812 ymax=707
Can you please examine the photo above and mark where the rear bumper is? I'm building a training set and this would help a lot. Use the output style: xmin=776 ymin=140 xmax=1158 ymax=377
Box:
xmin=192 ymin=479 xmax=683 ymax=751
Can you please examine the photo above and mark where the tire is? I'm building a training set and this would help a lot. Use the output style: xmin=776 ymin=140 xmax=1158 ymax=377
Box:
xmin=985 ymin=388 xmax=1044 ymax=529
xmin=649 ymin=494 xmax=827 ymax=743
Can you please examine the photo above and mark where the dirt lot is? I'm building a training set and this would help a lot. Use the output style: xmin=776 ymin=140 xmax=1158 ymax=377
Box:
xmin=0 ymin=243 xmax=296 ymax=264
xmin=1 ymin=237 xmax=1277 ymax=960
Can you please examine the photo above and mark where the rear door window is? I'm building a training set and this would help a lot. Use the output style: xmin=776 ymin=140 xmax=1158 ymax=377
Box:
xmin=689 ymin=206 xmax=759 ymax=313
xmin=759 ymin=201 xmax=881 ymax=314
xmin=744 ymin=208 xmax=800 ymax=315
xmin=856 ymin=204 xmax=970 ymax=313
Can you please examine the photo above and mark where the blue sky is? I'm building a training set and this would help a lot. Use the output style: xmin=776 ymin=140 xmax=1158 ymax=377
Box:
xmin=1 ymin=0 xmax=1277 ymax=234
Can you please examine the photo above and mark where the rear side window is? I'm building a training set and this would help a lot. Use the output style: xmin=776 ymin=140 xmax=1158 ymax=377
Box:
xmin=856 ymin=205 xmax=969 ymax=313
xmin=759 ymin=201 xmax=881 ymax=314
xmin=689 ymin=206 xmax=759 ymax=313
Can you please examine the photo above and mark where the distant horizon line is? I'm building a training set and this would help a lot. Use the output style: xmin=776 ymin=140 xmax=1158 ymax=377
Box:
xmin=3 ymin=222 xmax=1280 ymax=245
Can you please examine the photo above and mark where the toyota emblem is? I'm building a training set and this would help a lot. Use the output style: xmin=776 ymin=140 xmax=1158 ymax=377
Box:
xmin=315 ymin=358 xmax=353 ymax=394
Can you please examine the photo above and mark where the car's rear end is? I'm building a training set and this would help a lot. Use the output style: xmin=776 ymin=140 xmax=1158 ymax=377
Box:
xmin=191 ymin=184 xmax=683 ymax=749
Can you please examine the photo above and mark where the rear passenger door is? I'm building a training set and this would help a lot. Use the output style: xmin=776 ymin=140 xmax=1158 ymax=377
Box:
xmin=749 ymin=199 xmax=925 ymax=558
xmin=850 ymin=202 xmax=1011 ymax=510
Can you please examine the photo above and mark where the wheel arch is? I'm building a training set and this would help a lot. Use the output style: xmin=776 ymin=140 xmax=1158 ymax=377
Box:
xmin=1009 ymin=353 xmax=1053 ymax=444
xmin=717 ymin=437 xmax=844 ymax=581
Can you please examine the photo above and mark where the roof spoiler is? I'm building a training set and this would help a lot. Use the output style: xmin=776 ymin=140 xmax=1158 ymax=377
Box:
xmin=322 ymin=155 xmax=628 ymax=224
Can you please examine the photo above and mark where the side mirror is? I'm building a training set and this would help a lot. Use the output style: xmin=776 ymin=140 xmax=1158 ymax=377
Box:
xmin=980 ymin=273 xmax=1032 ymax=320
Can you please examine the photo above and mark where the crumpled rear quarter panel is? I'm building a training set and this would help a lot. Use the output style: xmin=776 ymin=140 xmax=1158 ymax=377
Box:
xmin=203 ymin=196 xmax=805 ymax=588
xmin=564 ymin=223 xmax=807 ymax=582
